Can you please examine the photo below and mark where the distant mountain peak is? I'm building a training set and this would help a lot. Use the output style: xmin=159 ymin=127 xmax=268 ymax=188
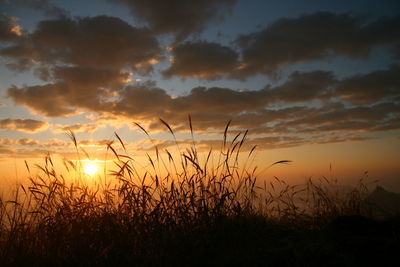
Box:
xmin=365 ymin=185 xmax=400 ymax=219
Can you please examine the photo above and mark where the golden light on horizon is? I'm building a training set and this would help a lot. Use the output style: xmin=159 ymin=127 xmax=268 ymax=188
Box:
xmin=83 ymin=161 xmax=98 ymax=176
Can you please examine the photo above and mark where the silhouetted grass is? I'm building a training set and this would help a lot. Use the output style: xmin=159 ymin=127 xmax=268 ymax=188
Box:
xmin=0 ymin=120 xmax=399 ymax=266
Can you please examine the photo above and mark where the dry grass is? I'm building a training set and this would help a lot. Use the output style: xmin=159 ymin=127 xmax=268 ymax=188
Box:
xmin=0 ymin=120 xmax=391 ymax=266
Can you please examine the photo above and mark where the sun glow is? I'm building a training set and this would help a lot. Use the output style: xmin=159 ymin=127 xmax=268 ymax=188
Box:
xmin=83 ymin=161 xmax=98 ymax=176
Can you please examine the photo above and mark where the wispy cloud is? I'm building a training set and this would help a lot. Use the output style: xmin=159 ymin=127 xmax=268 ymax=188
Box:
xmin=0 ymin=118 xmax=49 ymax=133
xmin=53 ymin=122 xmax=104 ymax=134
xmin=0 ymin=138 xmax=40 ymax=146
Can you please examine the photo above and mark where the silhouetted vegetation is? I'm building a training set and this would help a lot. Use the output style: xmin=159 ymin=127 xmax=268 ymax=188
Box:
xmin=1 ymin=120 xmax=399 ymax=266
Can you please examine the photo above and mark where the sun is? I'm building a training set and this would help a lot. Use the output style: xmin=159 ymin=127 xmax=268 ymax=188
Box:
xmin=83 ymin=161 xmax=98 ymax=176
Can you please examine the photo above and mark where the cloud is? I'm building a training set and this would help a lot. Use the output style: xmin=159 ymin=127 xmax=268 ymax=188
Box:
xmin=132 ymin=132 xmax=372 ymax=153
xmin=42 ymin=138 xmax=68 ymax=147
xmin=8 ymin=83 xmax=77 ymax=116
xmin=0 ymin=16 xmax=162 ymax=71
xmin=8 ymin=66 xmax=132 ymax=117
xmin=79 ymin=139 xmax=111 ymax=147
xmin=7 ymin=66 xmax=400 ymax=137
xmin=109 ymin=0 xmax=236 ymax=40
xmin=2 ymin=15 xmax=167 ymax=116
xmin=17 ymin=138 xmax=40 ymax=145
xmin=54 ymin=122 xmax=103 ymax=133
xmin=171 ymin=86 xmax=270 ymax=114
xmin=278 ymin=102 xmax=400 ymax=133
xmin=162 ymin=41 xmax=240 ymax=80
xmin=0 ymin=15 xmax=163 ymax=71
xmin=3 ymin=12 xmax=399 ymax=149
xmin=1 ymin=15 xmax=165 ymax=116
xmin=336 ymin=65 xmax=400 ymax=103
xmin=0 ymin=145 xmax=14 ymax=155
xmin=393 ymin=44 xmax=400 ymax=60
xmin=265 ymin=65 xmax=400 ymax=104
xmin=311 ymin=133 xmax=371 ymax=145
xmin=235 ymin=12 xmax=400 ymax=77
xmin=0 ymin=147 xmax=54 ymax=158
xmin=0 ymin=137 xmax=69 ymax=148
xmin=0 ymin=13 xmax=22 ymax=41
xmin=270 ymin=70 xmax=336 ymax=102
xmin=0 ymin=138 xmax=39 ymax=146
xmin=0 ymin=137 xmax=115 ymax=159
xmin=114 ymin=82 xmax=172 ymax=119
xmin=158 ymin=12 xmax=400 ymax=80
xmin=55 ymin=66 xmax=131 ymax=88
xmin=0 ymin=118 xmax=49 ymax=133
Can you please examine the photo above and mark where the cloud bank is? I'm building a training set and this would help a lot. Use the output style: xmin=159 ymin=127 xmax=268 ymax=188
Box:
xmin=1 ymin=9 xmax=399 ymax=151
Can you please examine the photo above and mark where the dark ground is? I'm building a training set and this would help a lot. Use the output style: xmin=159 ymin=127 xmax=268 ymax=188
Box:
xmin=5 ymin=215 xmax=400 ymax=267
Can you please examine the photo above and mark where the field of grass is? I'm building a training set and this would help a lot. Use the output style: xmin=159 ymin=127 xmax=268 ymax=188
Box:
xmin=1 ymin=120 xmax=399 ymax=266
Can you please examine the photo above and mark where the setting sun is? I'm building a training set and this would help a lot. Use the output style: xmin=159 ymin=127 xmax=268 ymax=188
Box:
xmin=83 ymin=161 xmax=98 ymax=176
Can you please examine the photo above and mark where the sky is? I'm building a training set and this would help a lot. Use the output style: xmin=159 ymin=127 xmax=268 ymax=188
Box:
xmin=0 ymin=0 xmax=399 ymax=190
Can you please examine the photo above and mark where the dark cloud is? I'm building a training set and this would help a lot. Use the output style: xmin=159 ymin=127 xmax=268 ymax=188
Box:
xmin=142 ymin=12 xmax=400 ymax=80
xmin=163 ymin=41 xmax=239 ymax=80
xmin=7 ymin=66 xmax=129 ymax=116
xmin=336 ymin=65 xmax=400 ymax=103
xmin=5 ymin=24 xmax=400 ymax=149
xmin=235 ymin=12 xmax=400 ymax=77
xmin=0 ymin=118 xmax=49 ymax=133
xmin=109 ymin=0 xmax=236 ymax=40
xmin=115 ymin=83 xmax=171 ymax=119
xmin=8 ymin=83 xmax=77 ymax=116
xmin=171 ymin=86 xmax=270 ymax=114
xmin=276 ymin=102 xmax=400 ymax=133
xmin=8 ymin=66 xmax=400 ymax=134
xmin=2 ymin=15 xmax=165 ymax=116
xmin=270 ymin=71 xmax=336 ymax=102
xmin=8 ymin=66 xmax=132 ymax=117
xmin=50 ymin=66 xmax=131 ymax=89
xmin=1 ymin=8 xmax=399 ymax=151
xmin=0 ymin=15 xmax=163 ymax=71
xmin=393 ymin=44 xmax=400 ymax=59
xmin=0 ymin=13 xmax=22 ymax=41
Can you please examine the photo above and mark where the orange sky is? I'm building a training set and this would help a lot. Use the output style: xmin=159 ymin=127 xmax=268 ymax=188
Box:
xmin=1 ymin=0 xmax=399 ymax=193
